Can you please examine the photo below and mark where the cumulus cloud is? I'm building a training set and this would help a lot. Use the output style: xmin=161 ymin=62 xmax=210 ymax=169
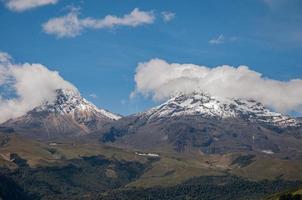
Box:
xmin=0 ymin=52 xmax=76 ymax=123
xmin=161 ymin=11 xmax=175 ymax=22
xmin=132 ymin=58 xmax=302 ymax=113
xmin=42 ymin=8 xmax=155 ymax=38
xmin=4 ymin=0 xmax=58 ymax=12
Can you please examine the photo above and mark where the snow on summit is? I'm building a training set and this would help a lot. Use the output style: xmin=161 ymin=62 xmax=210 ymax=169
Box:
xmin=142 ymin=92 xmax=300 ymax=128
xmin=35 ymin=89 xmax=121 ymax=120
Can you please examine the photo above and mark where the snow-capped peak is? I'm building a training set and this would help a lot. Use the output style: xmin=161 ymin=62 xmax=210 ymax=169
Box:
xmin=34 ymin=89 xmax=121 ymax=120
xmin=143 ymin=92 xmax=300 ymax=128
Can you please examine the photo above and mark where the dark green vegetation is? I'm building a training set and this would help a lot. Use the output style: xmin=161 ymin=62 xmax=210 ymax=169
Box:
xmin=0 ymin=134 xmax=302 ymax=200
xmin=0 ymin=155 xmax=150 ymax=199
xmin=1 ymin=163 xmax=301 ymax=200
xmin=100 ymin=176 xmax=302 ymax=200
xmin=0 ymin=172 xmax=32 ymax=200
xmin=231 ymin=154 xmax=256 ymax=167
xmin=265 ymin=187 xmax=302 ymax=200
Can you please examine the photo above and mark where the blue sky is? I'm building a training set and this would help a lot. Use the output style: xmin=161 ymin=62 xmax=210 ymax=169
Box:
xmin=0 ymin=0 xmax=302 ymax=115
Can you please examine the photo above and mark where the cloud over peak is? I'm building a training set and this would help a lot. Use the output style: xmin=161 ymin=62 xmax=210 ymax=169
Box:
xmin=42 ymin=8 xmax=155 ymax=38
xmin=0 ymin=52 xmax=76 ymax=123
xmin=4 ymin=0 xmax=58 ymax=12
xmin=132 ymin=58 xmax=302 ymax=114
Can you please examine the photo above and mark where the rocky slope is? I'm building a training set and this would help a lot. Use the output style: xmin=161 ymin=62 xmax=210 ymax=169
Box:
xmin=1 ymin=89 xmax=120 ymax=140
xmin=100 ymin=92 xmax=302 ymax=158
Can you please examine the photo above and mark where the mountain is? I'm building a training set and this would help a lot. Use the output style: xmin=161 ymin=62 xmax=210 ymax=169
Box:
xmin=100 ymin=92 xmax=302 ymax=158
xmin=1 ymin=92 xmax=302 ymax=199
xmin=141 ymin=92 xmax=299 ymax=128
xmin=1 ymin=89 xmax=120 ymax=140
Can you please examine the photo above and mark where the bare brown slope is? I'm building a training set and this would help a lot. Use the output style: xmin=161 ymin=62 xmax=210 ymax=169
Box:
xmin=1 ymin=89 xmax=120 ymax=140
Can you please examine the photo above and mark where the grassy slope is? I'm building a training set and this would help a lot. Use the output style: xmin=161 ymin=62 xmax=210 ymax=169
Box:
xmin=0 ymin=134 xmax=150 ymax=168
xmin=231 ymin=155 xmax=302 ymax=181
xmin=264 ymin=187 xmax=302 ymax=200
xmin=1 ymin=134 xmax=302 ymax=190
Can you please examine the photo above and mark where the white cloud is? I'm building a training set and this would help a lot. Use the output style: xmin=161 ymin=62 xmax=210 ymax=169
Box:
xmin=209 ymin=34 xmax=226 ymax=44
xmin=132 ymin=58 xmax=302 ymax=114
xmin=42 ymin=8 xmax=155 ymax=38
xmin=0 ymin=52 xmax=13 ymax=85
xmin=0 ymin=52 xmax=12 ymax=63
xmin=161 ymin=11 xmax=175 ymax=22
xmin=209 ymin=34 xmax=238 ymax=45
xmin=0 ymin=52 xmax=76 ymax=123
xmin=4 ymin=0 xmax=58 ymax=12
xmin=89 ymin=93 xmax=97 ymax=99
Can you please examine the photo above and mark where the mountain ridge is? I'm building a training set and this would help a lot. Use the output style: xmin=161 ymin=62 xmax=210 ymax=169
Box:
xmin=99 ymin=92 xmax=302 ymax=158
xmin=138 ymin=92 xmax=300 ymax=128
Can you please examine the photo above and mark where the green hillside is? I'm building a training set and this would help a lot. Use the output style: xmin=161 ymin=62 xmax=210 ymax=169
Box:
xmin=1 ymin=134 xmax=302 ymax=200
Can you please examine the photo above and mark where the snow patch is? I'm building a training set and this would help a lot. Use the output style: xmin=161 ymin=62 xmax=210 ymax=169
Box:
xmin=261 ymin=150 xmax=274 ymax=154
xmin=135 ymin=152 xmax=160 ymax=157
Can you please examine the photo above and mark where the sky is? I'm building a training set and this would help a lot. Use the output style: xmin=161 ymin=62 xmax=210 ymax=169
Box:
xmin=0 ymin=0 xmax=302 ymax=119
